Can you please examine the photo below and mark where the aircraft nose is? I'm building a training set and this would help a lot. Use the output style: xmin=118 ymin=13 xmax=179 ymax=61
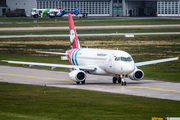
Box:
xmin=122 ymin=62 xmax=135 ymax=74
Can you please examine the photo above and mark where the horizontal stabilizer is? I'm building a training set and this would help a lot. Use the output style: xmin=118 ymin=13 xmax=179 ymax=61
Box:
xmin=61 ymin=56 xmax=68 ymax=60
xmin=36 ymin=51 xmax=68 ymax=55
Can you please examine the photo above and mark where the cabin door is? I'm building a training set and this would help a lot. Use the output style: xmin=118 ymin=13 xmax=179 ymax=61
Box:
xmin=109 ymin=54 xmax=114 ymax=67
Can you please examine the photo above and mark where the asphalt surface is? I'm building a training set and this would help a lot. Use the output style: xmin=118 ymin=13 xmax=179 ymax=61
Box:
xmin=1 ymin=32 xmax=180 ymax=38
xmin=1 ymin=24 xmax=180 ymax=31
xmin=0 ymin=65 xmax=180 ymax=101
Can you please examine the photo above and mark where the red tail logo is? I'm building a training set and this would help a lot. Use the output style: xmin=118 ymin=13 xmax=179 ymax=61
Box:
xmin=68 ymin=13 xmax=80 ymax=49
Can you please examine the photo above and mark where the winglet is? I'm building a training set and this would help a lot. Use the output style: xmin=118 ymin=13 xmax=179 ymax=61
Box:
xmin=68 ymin=13 xmax=80 ymax=49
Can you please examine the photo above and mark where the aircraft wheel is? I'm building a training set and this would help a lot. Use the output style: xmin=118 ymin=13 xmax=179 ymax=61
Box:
xmin=124 ymin=82 xmax=126 ymax=86
xmin=81 ymin=80 xmax=85 ymax=84
xmin=34 ymin=14 xmax=38 ymax=18
xmin=121 ymin=81 xmax=126 ymax=86
xmin=76 ymin=81 xmax=80 ymax=84
xmin=112 ymin=77 xmax=117 ymax=84
xmin=121 ymin=82 xmax=124 ymax=86
xmin=118 ymin=77 xmax=121 ymax=83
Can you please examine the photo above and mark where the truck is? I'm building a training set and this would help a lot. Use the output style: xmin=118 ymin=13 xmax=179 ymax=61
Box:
xmin=31 ymin=7 xmax=80 ymax=18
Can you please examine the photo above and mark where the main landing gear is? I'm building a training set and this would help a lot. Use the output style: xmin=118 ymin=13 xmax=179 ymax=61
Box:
xmin=112 ymin=75 xmax=126 ymax=86
xmin=76 ymin=80 xmax=85 ymax=84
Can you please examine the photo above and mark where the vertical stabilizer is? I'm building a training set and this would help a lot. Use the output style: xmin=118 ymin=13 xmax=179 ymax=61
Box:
xmin=69 ymin=13 xmax=80 ymax=49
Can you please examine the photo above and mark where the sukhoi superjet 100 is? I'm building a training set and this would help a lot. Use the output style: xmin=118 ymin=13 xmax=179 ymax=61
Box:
xmin=2 ymin=13 xmax=179 ymax=85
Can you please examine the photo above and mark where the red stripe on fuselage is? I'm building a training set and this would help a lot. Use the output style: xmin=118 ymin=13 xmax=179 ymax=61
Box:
xmin=67 ymin=49 xmax=74 ymax=65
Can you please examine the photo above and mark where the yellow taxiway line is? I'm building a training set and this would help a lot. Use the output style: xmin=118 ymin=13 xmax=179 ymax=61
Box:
xmin=127 ymin=85 xmax=180 ymax=93
xmin=1 ymin=72 xmax=180 ymax=93
xmin=0 ymin=72 xmax=71 ymax=82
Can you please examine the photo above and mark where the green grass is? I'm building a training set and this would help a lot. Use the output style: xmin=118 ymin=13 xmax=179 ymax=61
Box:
xmin=0 ymin=17 xmax=125 ymax=22
xmin=0 ymin=27 xmax=180 ymax=35
xmin=0 ymin=17 xmax=73 ymax=23
xmin=0 ymin=82 xmax=180 ymax=120
xmin=1 ymin=19 xmax=180 ymax=27
xmin=140 ymin=65 xmax=180 ymax=82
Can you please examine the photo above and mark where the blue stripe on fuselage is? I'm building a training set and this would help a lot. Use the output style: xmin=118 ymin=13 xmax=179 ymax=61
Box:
xmin=71 ymin=49 xmax=77 ymax=65
xmin=74 ymin=49 xmax=81 ymax=65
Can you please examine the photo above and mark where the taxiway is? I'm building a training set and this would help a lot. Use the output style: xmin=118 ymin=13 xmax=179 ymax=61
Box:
xmin=0 ymin=65 xmax=180 ymax=101
xmin=1 ymin=32 xmax=180 ymax=38
xmin=1 ymin=24 xmax=180 ymax=31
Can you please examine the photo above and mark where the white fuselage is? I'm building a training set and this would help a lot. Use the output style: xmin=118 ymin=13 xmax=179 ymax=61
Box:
xmin=68 ymin=48 xmax=135 ymax=75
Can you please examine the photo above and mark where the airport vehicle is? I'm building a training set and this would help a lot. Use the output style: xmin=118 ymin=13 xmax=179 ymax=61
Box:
xmin=31 ymin=7 xmax=79 ymax=18
xmin=2 ymin=13 xmax=178 ymax=85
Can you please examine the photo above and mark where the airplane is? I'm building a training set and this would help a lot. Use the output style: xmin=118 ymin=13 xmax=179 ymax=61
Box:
xmin=2 ymin=13 xmax=179 ymax=85
xmin=31 ymin=7 xmax=79 ymax=18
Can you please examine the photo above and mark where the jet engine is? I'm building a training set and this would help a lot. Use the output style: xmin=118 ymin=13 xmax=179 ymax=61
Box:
xmin=128 ymin=67 xmax=144 ymax=80
xmin=69 ymin=70 xmax=86 ymax=82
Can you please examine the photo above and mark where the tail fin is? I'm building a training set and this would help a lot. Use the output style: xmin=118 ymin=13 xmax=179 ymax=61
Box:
xmin=69 ymin=13 xmax=80 ymax=49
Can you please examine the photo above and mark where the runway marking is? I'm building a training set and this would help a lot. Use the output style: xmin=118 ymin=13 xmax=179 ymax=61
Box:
xmin=0 ymin=73 xmax=71 ymax=82
xmin=127 ymin=85 xmax=180 ymax=93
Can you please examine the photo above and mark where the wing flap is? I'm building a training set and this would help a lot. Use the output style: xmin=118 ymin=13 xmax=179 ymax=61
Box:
xmin=1 ymin=60 xmax=95 ymax=71
xmin=135 ymin=57 xmax=179 ymax=67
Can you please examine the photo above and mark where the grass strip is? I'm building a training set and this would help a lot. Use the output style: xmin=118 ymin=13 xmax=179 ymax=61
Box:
xmin=0 ymin=17 xmax=125 ymax=22
xmin=1 ymin=19 xmax=180 ymax=27
xmin=0 ymin=27 xmax=180 ymax=35
xmin=0 ymin=82 xmax=180 ymax=120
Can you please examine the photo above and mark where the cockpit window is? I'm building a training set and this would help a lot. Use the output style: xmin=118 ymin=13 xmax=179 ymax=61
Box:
xmin=115 ymin=57 xmax=120 ymax=61
xmin=115 ymin=56 xmax=133 ymax=62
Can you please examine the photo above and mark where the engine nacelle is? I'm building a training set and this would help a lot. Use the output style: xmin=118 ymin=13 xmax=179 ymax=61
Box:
xmin=128 ymin=68 xmax=144 ymax=80
xmin=68 ymin=70 xmax=86 ymax=82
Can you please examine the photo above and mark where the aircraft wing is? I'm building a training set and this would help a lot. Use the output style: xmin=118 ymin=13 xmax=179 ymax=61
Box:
xmin=1 ymin=60 xmax=95 ymax=71
xmin=36 ymin=51 xmax=68 ymax=55
xmin=135 ymin=57 xmax=179 ymax=67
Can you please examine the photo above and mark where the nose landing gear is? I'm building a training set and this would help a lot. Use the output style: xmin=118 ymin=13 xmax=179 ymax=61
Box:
xmin=112 ymin=75 xmax=126 ymax=86
xmin=121 ymin=78 xmax=126 ymax=86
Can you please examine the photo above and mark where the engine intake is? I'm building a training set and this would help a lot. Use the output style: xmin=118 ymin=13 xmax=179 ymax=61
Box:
xmin=69 ymin=70 xmax=86 ymax=82
xmin=128 ymin=67 xmax=144 ymax=80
